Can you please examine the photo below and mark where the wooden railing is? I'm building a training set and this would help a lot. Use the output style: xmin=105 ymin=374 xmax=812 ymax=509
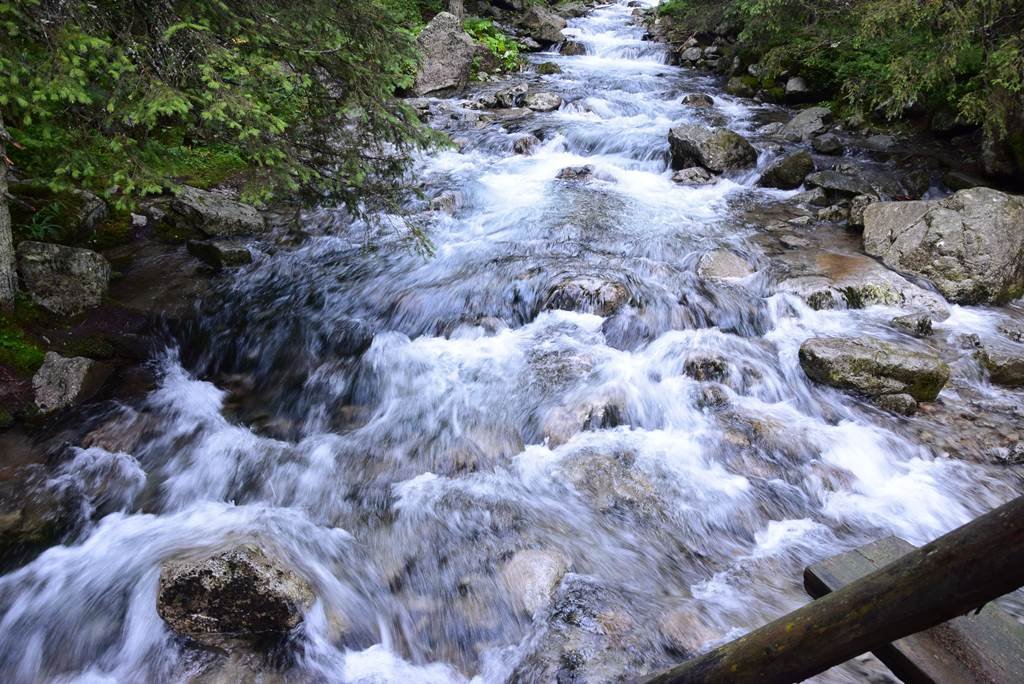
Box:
xmin=641 ymin=495 xmax=1024 ymax=684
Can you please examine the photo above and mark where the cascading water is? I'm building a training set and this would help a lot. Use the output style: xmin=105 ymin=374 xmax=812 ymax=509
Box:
xmin=1 ymin=2 xmax=1022 ymax=682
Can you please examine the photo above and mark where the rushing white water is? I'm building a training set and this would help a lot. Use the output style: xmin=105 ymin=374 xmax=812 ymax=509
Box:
xmin=2 ymin=2 xmax=1022 ymax=682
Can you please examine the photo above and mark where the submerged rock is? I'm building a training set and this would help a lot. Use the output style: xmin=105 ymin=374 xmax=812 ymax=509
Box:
xmin=758 ymin=152 xmax=814 ymax=190
xmin=668 ymin=124 xmax=757 ymax=173
xmin=33 ymin=352 xmax=112 ymax=414
xmin=500 ymin=549 xmax=570 ymax=615
xmin=414 ymin=12 xmax=480 ymax=96
xmin=157 ymin=544 xmax=314 ymax=650
xmin=16 ymin=241 xmax=111 ymax=316
xmin=556 ymin=165 xmax=596 ymax=182
xmin=697 ymin=250 xmax=753 ymax=280
xmin=682 ymin=93 xmax=714 ymax=108
xmin=170 ymin=186 xmax=265 ymax=237
xmin=799 ymin=337 xmax=950 ymax=405
xmin=560 ymin=40 xmax=587 ymax=56
xmin=543 ymin=275 xmax=629 ymax=316
xmin=862 ymin=188 xmax=1024 ymax=304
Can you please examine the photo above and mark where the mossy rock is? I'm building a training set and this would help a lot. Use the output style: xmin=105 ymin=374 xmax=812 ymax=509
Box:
xmin=9 ymin=183 xmax=109 ymax=246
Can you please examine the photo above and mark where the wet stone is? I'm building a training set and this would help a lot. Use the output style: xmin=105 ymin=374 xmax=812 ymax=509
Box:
xmin=500 ymin=549 xmax=571 ymax=615
xmin=157 ymin=544 xmax=315 ymax=651
xmin=892 ymin=313 xmax=933 ymax=338
xmin=697 ymin=250 xmax=753 ymax=280
xmin=799 ymin=337 xmax=950 ymax=402
xmin=672 ymin=166 xmax=715 ymax=186
xmin=556 ymin=165 xmax=595 ymax=181
xmin=186 ymin=239 xmax=253 ymax=270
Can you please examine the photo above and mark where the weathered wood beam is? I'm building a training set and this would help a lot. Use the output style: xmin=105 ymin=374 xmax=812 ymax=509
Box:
xmin=642 ymin=495 xmax=1024 ymax=684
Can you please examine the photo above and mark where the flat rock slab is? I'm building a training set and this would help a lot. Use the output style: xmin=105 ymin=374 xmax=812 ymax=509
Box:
xmin=805 ymin=536 xmax=1024 ymax=683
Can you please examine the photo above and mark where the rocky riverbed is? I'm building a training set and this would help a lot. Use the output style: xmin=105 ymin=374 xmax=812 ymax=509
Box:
xmin=1 ymin=1 xmax=1023 ymax=682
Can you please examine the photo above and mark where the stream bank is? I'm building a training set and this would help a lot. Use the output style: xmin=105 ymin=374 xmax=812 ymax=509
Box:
xmin=1 ymin=2 xmax=1023 ymax=683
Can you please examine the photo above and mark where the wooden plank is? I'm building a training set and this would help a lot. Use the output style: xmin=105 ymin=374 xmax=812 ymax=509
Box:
xmin=805 ymin=536 xmax=1024 ymax=683
xmin=640 ymin=495 xmax=1024 ymax=684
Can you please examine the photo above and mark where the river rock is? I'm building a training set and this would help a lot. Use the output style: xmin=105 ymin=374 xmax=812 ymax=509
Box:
xmin=513 ymin=135 xmax=540 ymax=155
xmin=157 ymin=544 xmax=314 ymax=650
xmin=862 ymin=188 xmax=1024 ymax=304
xmin=16 ymin=241 xmax=111 ymax=316
xmin=680 ymin=47 xmax=704 ymax=63
xmin=560 ymin=40 xmax=587 ymax=56
xmin=658 ymin=606 xmax=721 ymax=656
xmin=725 ymin=76 xmax=757 ymax=98
xmin=784 ymin=76 xmax=812 ymax=101
xmin=556 ymin=165 xmax=595 ymax=182
xmin=891 ymin=313 xmax=933 ymax=338
xmin=491 ymin=81 xmax=528 ymax=109
xmin=537 ymin=62 xmax=562 ymax=75
xmin=781 ymin=106 xmax=833 ymax=141
xmin=776 ymin=252 xmax=948 ymax=315
xmin=812 ymin=133 xmax=844 ymax=155
xmin=682 ymin=93 xmax=714 ymax=108
xmin=671 ymin=167 xmax=715 ymax=186
xmin=863 ymin=134 xmax=896 ymax=153
xmin=541 ymin=393 xmax=625 ymax=447
xmin=414 ymin=12 xmax=479 ymax=96
xmin=520 ymin=6 xmax=567 ymax=45
xmin=526 ymin=92 xmax=562 ymax=112
xmin=799 ymin=337 xmax=950 ymax=403
xmin=543 ymin=275 xmax=629 ymax=316
xmin=500 ymin=549 xmax=570 ymax=615
xmin=668 ymin=124 xmax=757 ymax=173
xmin=805 ymin=169 xmax=877 ymax=199
xmin=977 ymin=344 xmax=1024 ymax=387
xmin=186 ymin=239 xmax=252 ymax=269
xmin=697 ymin=250 xmax=753 ymax=280
xmin=33 ymin=352 xmax=112 ymax=414
xmin=758 ymin=152 xmax=814 ymax=190
xmin=562 ymin=450 xmax=658 ymax=516
xmin=170 ymin=186 xmax=265 ymax=237
xmin=848 ymin=194 xmax=874 ymax=228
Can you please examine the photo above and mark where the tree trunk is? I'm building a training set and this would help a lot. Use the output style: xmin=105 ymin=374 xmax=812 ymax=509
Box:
xmin=448 ymin=0 xmax=465 ymax=21
xmin=0 ymin=111 xmax=16 ymax=310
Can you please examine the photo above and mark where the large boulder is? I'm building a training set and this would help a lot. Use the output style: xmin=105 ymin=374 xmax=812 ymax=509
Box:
xmin=158 ymin=545 xmax=314 ymax=650
xmin=170 ymin=186 xmax=265 ymax=237
xmin=414 ymin=12 xmax=480 ymax=96
xmin=16 ymin=241 xmax=111 ymax=315
xmin=520 ymin=6 xmax=567 ymax=45
xmin=668 ymin=124 xmax=757 ymax=173
xmin=862 ymin=188 xmax=1024 ymax=304
xmin=758 ymin=152 xmax=814 ymax=190
xmin=781 ymin=106 xmax=833 ymax=142
xmin=32 ymin=352 xmax=112 ymax=414
xmin=799 ymin=337 xmax=950 ymax=405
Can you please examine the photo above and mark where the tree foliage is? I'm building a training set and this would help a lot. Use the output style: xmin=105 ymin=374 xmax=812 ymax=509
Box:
xmin=659 ymin=0 xmax=1024 ymax=143
xmin=0 ymin=0 xmax=439 ymax=211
